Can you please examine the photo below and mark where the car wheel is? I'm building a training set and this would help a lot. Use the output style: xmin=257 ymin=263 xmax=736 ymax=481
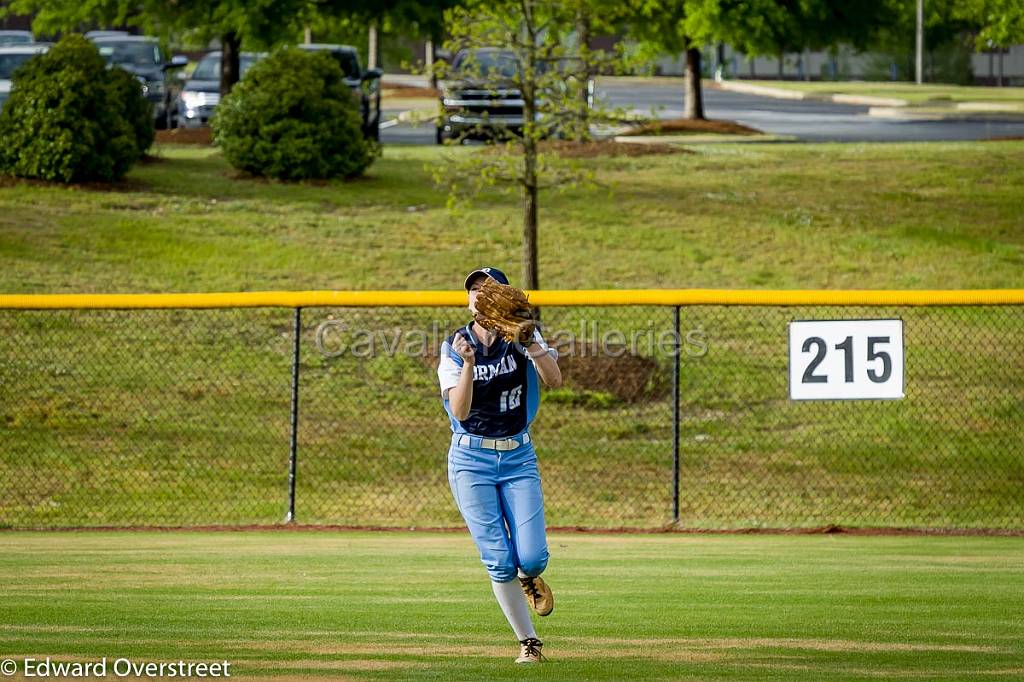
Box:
xmin=436 ymin=124 xmax=447 ymax=145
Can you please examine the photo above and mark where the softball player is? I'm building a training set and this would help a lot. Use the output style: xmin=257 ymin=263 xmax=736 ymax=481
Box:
xmin=437 ymin=267 xmax=562 ymax=664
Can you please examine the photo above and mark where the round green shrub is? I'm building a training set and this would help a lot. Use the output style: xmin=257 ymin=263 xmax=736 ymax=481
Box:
xmin=108 ymin=66 xmax=155 ymax=161
xmin=0 ymin=35 xmax=151 ymax=183
xmin=213 ymin=47 xmax=377 ymax=181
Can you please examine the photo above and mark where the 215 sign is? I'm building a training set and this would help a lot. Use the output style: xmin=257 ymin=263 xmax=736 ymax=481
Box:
xmin=789 ymin=320 xmax=904 ymax=400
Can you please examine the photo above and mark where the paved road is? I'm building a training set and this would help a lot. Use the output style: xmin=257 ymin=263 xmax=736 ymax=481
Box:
xmin=380 ymin=107 xmax=436 ymax=145
xmin=382 ymin=80 xmax=1024 ymax=145
xmin=601 ymin=81 xmax=1024 ymax=143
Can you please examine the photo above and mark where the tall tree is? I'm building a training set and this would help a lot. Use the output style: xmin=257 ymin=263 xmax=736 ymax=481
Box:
xmin=954 ymin=0 xmax=1023 ymax=85
xmin=955 ymin=0 xmax=1024 ymax=49
xmin=2 ymin=0 xmax=396 ymax=95
xmin=300 ymin=0 xmax=465 ymax=84
xmin=626 ymin=1 xmax=705 ymax=118
xmin=26 ymin=0 xmax=472 ymax=100
xmin=870 ymin=0 xmax=979 ymax=82
xmin=626 ymin=0 xmax=894 ymax=119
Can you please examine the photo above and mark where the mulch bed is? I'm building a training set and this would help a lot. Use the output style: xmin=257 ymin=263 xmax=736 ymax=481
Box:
xmin=155 ymin=127 xmax=214 ymax=145
xmin=558 ymin=349 xmax=668 ymax=402
xmin=481 ymin=139 xmax=691 ymax=158
xmin=541 ymin=140 xmax=691 ymax=157
xmin=619 ymin=118 xmax=762 ymax=136
xmin=382 ymin=85 xmax=440 ymax=98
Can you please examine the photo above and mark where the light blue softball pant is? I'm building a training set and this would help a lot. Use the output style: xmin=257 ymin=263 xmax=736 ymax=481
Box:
xmin=447 ymin=433 xmax=549 ymax=583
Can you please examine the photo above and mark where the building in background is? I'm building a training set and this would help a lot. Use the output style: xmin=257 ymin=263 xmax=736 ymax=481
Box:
xmin=654 ymin=43 xmax=1023 ymax=86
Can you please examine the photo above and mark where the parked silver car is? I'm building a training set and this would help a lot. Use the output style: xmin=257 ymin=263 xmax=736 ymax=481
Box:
xmin=171 ymin=51 xmax=263 ymax=128
xmin=0 ymin=30 xmax=34 ymax=46
xmin=0 ymin=43 xmax=49 ymax=114
xmin=83 ymin=30 xmax=131 ymax=39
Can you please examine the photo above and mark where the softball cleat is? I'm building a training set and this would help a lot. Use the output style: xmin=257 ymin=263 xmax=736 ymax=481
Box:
xmin=519 ymin=575 xmax=554 ymax=616
xmin=515 ymin=637 xmax=545 ymax=664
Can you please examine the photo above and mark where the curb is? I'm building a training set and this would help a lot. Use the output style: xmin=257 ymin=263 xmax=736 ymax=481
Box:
xmin=395 ymin=108 xmax=438 ymax=123
xmin=957 ymin=101 xmax=1024 ymax=113
xmin=714 ymin=80 xmax=808 ymax=101
xmin=868 ymin=106 xmax=1024 ymax=121
xmin=832 ymin=93 xmax=908 ymax=107
xmin=867 ymin=107 xmax=948 ymax=120
xmin=715 ymin=81 xmax=910 ymax=107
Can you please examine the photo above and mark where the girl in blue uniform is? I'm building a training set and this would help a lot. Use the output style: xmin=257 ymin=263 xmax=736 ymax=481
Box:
xmin=437 ymin=267 xmax=562 ymax=664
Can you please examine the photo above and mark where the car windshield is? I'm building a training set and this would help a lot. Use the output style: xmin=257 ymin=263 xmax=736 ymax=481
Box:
xmin=0 ymin=53 xmax=40 ymax=79
xmin=95 ymin=41 xmax=162 ymax=67
xmin=0 ymin=33 xmax=33 ymax=46
xmin=331 ymin=52 xmax=360 ymax=78
xmin=453 ymin=50 xmax=519 ymax=79
xmin=328 ymin=52 xmax=360 ymax=79
xmin=190 ymin=54 xmax=260 ymax=80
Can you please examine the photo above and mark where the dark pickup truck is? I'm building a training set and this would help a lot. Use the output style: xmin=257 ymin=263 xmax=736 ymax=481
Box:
xmin=436 ymin=48 xmax=525 ymax=143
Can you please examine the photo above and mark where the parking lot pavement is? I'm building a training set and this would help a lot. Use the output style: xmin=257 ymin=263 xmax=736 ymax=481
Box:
xmin=382 ymin=77 xmax=1024 ymax=145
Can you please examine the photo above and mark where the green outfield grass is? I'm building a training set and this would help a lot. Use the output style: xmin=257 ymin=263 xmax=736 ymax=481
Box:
xmin=729 ymin=80 xmax=1024 ymax=106
xmin=0 ymin=531 xmax=1022 ymax=681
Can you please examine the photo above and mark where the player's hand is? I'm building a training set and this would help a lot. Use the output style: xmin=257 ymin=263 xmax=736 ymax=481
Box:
xmin=453 ymin=334 xmax=475 ymax=365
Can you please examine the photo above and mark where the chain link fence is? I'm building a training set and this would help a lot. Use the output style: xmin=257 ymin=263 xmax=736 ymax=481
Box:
xmin=1 ymin=298 xmax=1021 ymax=530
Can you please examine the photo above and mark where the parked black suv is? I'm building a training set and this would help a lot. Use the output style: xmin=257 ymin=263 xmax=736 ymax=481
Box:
xmin=298 ymin=43 xmax=383 ymax=141
xmin=436 ymin=48 xmax=524 ymax=143
xmin=88 ymin=34 xmax=186 ymax=128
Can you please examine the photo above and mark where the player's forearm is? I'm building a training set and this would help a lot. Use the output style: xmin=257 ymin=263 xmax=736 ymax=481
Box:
xmin=449 ymin=363 xmax=475 ymax=420
xmin=529 ymin=348 xmax=561 ymax=388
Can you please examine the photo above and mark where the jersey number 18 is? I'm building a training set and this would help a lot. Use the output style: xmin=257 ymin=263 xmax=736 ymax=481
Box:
xmin=499 ymin=385 xmax=522 ymax=412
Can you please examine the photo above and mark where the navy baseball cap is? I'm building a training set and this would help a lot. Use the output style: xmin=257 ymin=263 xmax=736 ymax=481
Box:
xmin=464 ymin=267 xmax=510 ymax=290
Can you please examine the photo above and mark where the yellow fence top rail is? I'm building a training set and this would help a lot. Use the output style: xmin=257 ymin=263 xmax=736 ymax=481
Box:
xmin=2 ymin=289 xmax=1024 ymax=309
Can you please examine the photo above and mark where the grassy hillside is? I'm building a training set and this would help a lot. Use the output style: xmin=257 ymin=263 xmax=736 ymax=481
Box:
xmin=0 ymin=141 xmax=1022 ymax=293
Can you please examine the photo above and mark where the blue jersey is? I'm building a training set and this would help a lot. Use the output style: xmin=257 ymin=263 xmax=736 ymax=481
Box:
xmin=437 ymin=323 xmax=557 ymax=438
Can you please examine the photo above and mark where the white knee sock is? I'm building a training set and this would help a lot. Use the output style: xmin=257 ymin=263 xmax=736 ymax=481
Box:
xmin=491 ymin=579 xmax=537 ymax=641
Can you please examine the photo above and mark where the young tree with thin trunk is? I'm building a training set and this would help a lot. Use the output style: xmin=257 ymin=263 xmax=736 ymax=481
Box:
xmin=433 ymin=0 xmax=618 ymax=289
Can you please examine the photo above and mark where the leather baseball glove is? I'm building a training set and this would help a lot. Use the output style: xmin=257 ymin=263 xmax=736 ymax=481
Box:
xmin=473 ymin=277 xmax=537 ymax=346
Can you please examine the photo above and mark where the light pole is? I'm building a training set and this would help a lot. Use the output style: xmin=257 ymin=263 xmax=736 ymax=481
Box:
xmin=915 ymin=0 xmax=924 ymax=84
